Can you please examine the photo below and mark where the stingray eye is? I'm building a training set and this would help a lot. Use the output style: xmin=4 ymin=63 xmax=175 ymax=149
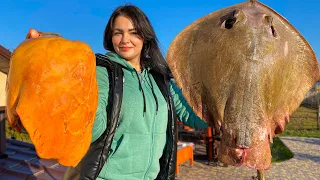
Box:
xmin=225 ymin=18 xmax=236 ymax=29
xmin=271 ymin=25 xmax=277 ymax=37
xmin=264 ymin=15 xmax=277 ymax=38
xmin=221 ymin=9 xmax=245 ymax=30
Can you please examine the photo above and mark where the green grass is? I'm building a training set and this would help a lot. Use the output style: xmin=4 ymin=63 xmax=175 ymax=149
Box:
xmin=279 ymin=129 xmax=320 ymax=138
xmin=5 ymin=121 xmax=32 ymax=143
xmin=278 ymin=106 xmax=320 ymax=138
xmin=271 ymin=137 xmax=294 ymax=162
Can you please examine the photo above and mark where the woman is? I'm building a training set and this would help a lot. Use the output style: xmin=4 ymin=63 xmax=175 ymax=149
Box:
xmin=63 ymin=4 xmax=207 ymax=180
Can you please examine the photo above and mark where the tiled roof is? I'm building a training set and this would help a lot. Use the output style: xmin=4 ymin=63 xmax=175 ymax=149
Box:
xmin=0 ymin=139 xmax=67 ymax=180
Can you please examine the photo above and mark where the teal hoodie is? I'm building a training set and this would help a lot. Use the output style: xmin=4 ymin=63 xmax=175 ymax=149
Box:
xmin=92 ymin=52 xmax=207 ymax=180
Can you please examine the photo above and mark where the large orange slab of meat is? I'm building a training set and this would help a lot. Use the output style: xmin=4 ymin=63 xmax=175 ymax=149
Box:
xmin=6 ymin=29 xmax=98 ymax=167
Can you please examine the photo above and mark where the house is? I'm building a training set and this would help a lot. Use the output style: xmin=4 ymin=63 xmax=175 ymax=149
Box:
xmin=0 ymin=45 xmax=10 ymax=106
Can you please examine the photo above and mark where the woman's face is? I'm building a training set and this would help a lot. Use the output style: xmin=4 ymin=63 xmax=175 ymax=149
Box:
xmin=112 ymin=15 xmax=144 ymax=63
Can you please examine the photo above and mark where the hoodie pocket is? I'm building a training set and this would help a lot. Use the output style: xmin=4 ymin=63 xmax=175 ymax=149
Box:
xmin=108 ymin=133 xmax=150 ymax=174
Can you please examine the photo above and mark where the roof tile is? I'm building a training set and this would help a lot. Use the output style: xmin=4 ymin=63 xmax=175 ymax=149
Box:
xmin=0 ymin=139 xmax=67 ymax=180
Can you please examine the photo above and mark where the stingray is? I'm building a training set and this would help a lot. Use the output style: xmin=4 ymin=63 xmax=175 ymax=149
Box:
xmin=167 ymin=0 xmax=319 ymax=171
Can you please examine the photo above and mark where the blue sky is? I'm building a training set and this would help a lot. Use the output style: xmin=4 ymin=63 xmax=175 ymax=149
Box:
xmin=0 ymin=0 xmax=319 ymax=61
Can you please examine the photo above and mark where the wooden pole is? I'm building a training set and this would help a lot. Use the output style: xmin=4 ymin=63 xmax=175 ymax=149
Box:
xmin=257 ymin=170 xmax=265 ymax=180
xmin=206 ymin=127 xmax=214 ymax=162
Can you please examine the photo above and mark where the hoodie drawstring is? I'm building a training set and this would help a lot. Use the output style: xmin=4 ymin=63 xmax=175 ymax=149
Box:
xmin=134 ymin=70 xmax=147 ymax=116
xmin=147 ymin=74 xmax=159 ymax=114
xmin=134 ymin=69 xmax=159 ymax=116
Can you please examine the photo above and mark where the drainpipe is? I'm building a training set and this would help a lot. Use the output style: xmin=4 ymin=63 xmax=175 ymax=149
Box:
xmin=0 ymin=106 xmax=7 ymax=158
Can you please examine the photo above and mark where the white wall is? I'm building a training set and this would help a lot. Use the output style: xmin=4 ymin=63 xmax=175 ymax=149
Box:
xmin=0 ymin=72 xmax=6 ymax=106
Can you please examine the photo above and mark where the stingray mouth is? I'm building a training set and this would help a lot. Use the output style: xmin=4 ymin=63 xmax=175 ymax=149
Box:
xmin=218 ymin=135 xmax=272 ymax=170
xmin=218 ymin=144 xmax=250 ymax=167
xmin=231 ymin=147 xmax=249 ymax=166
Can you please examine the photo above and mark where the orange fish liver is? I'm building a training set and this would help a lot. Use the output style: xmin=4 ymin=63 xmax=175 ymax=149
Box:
xmin=6 ymin=33 xmax=98 ymax=167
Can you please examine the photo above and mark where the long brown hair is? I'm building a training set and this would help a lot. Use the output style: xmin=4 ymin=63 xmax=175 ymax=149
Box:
xmin=103 ymin=4 xmax=171 ymax=78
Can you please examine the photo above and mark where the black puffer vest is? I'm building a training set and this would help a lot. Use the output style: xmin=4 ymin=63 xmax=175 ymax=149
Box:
xmin=63 ymin=54 xmax=177 ymax=180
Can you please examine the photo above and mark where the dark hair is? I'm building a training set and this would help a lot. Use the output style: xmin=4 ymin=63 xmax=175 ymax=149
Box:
xmin=103 ymin=4 xmax=171 ymax=79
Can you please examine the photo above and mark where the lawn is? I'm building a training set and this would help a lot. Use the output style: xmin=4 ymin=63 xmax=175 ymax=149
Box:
xmin=279 ymin=106 xmax=320 ymax=138
xmin=271 ymin=137 xmax=294 ymax=162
